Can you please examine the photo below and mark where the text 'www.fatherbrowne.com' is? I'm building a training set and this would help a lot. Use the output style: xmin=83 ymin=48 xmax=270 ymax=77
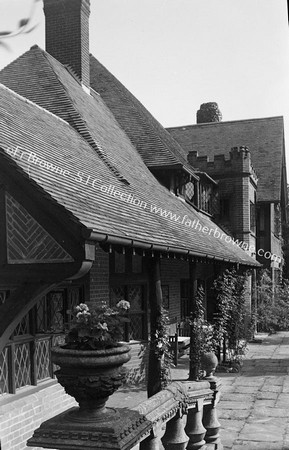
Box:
xmin=2 ymin=145 xmax=281 ymax=263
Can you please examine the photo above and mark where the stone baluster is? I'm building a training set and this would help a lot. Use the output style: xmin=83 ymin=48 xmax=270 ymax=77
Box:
xmin=140 ymin=422 xmax=165 ymax=450
xmin=162 ymin=407 xmax=189 ymax=450
xmin=203 ymin=390 xmax=221 ymax=446
xmin=200 ymin=351 xmax=221 ymax=447
xmin=27 ymin=380 xmax=222 ymax=450
xmin=185 ymin=398 xmax=206 ymax=449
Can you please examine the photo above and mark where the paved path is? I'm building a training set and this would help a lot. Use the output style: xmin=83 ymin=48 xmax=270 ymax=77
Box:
xmin=108 ymin=332 xmax=289 ymax=449
xmin=218 ymin=332 xmax=289 ymax=450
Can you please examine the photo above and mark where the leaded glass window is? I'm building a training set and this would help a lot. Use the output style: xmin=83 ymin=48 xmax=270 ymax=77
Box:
xmin=36 ymin=338 xmax=51 ymax=381
xmin=110 ymin=284 xmax=147 ymax=341
xmin=0 ymin=347 xmax=9 ymax=394
xmin=0 ymin=285 xmax=83 ymax=395
xmin=185 ymin=181 xmax=195 ymax=203
xmin=15 ymin=343 xmax=31 ymax=389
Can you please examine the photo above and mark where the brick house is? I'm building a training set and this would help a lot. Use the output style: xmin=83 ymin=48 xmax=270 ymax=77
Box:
xmin=0 ymin=2 xmax=258 ymax=449
xmin=168 ymin=115 xmax=288 ymax=285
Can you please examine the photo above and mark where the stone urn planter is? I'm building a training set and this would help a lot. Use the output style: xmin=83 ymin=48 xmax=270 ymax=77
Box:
xmin=200 ymin=351 xmax=218 ymax=380
xmin=51 ymin=343 xmax=131 ymax=421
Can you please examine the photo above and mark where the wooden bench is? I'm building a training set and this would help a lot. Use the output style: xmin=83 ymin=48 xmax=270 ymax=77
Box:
xmin=169 ymin=320 xmax=190 ymax=366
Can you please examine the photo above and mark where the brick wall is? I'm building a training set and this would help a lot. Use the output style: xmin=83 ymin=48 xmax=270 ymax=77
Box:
xmin=0 ymin=340 xmax=149 ymax=450
xmin=188 ymin=147 xmax=258 ymax=250
xmin=89 ymin=246 xmax=148 ymax=382
xmin=89 ymin=244 xmax=110 ymax=305
xmin=0 ymin=382 xmax=76 ymax=450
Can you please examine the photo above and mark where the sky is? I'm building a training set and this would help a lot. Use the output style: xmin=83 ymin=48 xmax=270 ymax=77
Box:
xmin=0 ymin=0 xmax=289 ymax=172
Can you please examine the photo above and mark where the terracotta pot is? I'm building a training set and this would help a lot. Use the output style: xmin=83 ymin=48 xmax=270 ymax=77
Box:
xmin=51 ymin=343 xmax=131 ymax=421
xmin=200 ymin=352 xmax=218 ymax=379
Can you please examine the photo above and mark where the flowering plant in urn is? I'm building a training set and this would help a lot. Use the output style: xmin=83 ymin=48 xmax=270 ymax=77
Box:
xmin=64 ymin=301 xmax=130 ymax=350
xmin=51 ymin=300 xmax=131 ymax=421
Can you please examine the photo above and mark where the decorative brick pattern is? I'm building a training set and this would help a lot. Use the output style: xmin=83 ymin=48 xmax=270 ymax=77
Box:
xmin=6 ymin=193 xmax=73 ymax=263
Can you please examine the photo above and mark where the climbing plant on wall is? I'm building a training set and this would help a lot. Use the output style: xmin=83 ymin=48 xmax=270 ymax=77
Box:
xmin=213 ymin=269 xmax=249 ymax=366
xmin=188 ymin=286 xmax=218 ymax=380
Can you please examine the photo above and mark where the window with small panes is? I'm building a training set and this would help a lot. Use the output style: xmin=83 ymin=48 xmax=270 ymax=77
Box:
xmin=0 ymin=285 xmax=84 ymax=396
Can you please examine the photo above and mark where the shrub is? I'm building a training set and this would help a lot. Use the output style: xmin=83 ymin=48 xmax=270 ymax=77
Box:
xmin=257 ymin=270 xmax=289 ymax=333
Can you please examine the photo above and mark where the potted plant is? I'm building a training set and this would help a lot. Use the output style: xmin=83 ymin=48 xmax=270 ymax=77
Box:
xmin=51 ymin=301 xmax=131 ymax=421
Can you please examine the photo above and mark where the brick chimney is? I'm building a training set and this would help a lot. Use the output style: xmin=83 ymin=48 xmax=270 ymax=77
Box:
xmin=43 ymin=0 xmax=90 ymax=89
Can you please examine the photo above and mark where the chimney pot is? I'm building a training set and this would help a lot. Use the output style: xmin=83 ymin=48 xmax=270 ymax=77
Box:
xmin=196 ymin=102 xmax=222 ymax=124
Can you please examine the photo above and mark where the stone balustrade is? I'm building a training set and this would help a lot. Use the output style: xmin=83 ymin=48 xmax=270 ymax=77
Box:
xmin=27 ymin=378 xmax=222 ymax=450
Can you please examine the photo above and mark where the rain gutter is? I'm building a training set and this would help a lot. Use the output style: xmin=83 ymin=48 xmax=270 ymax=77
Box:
xmin=83 ymin=230 xmax=259 ymax=268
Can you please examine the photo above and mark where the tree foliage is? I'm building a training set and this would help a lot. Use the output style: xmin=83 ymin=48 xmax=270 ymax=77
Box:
xmin=257 ymin=270 xmax=289 ymax=333
xmin=0 ymin=0 xmax=40 ymax=51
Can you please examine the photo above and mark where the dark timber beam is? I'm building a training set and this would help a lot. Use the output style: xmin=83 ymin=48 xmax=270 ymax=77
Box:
xmin=251 ymin=268 xmax=257 ymax=335
xmin=0 ymin=260 xmax=93 ymax=284
xmin=0 ymin=259 xmax=93 ymax=352
xmin=188 ymin=261 xmax=197 ymax=380
xmin=147 ymin=256 xmax=163 ymax=398
xmin=0 ymin=283 xmax=54 ymax=353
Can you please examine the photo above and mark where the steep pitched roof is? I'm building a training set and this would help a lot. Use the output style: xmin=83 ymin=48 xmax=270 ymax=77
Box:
xmin=0 ymin=50 xmax=258 ymax=266
xmin=167 ymin=117 xmax=286 ymax=203
xmin=89 ymin=56 xmax=194 ymax=174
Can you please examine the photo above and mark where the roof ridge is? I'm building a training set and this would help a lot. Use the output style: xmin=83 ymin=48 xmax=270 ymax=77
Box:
xmin=40 ymin=49 xmax=130 ymax=185
xmin=1 ymin=46 xmax=129 ymax=185
xmin=167 ymin=115 xmax=284 ymax=130
xmin=0 ymin=82 xmax=70 ymax=128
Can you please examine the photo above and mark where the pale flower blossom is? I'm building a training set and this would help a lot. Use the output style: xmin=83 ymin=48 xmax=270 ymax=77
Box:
xmin=116 ymin=300 xmax=130 ymax=310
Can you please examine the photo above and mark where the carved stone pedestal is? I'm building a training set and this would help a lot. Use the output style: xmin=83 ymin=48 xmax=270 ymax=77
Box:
xmin=27 ymin=406 xmax=150 ymax=449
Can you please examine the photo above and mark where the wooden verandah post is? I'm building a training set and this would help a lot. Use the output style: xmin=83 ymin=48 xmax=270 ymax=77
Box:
xmin=147 ymin=255 xmax=163 ymax=398
xmin=188 ymin=260 xmax=198 ymax=380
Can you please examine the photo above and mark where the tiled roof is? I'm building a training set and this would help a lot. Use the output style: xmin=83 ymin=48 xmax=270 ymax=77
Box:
xmin=89 ymin=56 xmax=194 ymax=174
xmin=167 ymin=117 xmax=286 ymax=202
xmin=0 ymin=49 xmax=258 ymax=266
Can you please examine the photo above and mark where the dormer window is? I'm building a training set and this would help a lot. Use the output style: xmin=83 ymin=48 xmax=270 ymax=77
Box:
xmin=185 ymin=180 xmax=196 ymax=203
xmin=184 ymin=173 xmax=217 ymax=216
xmin=199 ymin=183 xmax=212 ymax=214
xmin=194 ymin=172 xmax=218 ymax=216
